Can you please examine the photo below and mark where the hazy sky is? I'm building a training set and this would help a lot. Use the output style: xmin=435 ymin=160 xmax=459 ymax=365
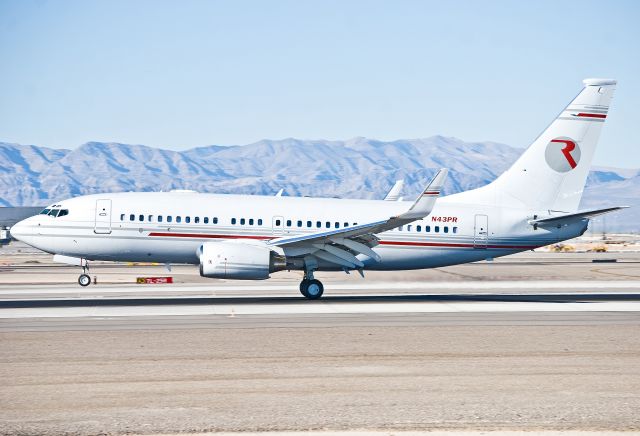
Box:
xmin=1 ymin=0 xmax=638 ymax=168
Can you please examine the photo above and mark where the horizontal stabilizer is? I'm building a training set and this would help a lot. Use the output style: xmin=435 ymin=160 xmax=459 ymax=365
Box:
xmin=529 ymin=206 xmax=629 ymax=226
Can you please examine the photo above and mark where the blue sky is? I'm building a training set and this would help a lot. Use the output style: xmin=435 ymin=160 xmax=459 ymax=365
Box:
xmin=1 ymin=0 xmax=639 ymax=168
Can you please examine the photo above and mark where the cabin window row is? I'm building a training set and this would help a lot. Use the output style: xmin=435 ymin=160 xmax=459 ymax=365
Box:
xmin=275 ymin=219 xmax=358 ymax=229
xmin=400 ymin=224 xmax=458 ymax=234
xmin=230 ymin=218 xmax=263 ymax=226
xmin=120 ymin=214 xmax=220 ymax=225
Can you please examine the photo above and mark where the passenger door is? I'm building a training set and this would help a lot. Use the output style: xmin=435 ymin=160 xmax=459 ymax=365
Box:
xmin=473 ymin=214 xmax=488 ymax=249
xmin=94 ymin=199 xmax=112 ymax=234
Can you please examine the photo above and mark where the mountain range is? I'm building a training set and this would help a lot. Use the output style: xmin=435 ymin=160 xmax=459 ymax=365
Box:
xmin=0 ymin=137 xmax=637 ymax=231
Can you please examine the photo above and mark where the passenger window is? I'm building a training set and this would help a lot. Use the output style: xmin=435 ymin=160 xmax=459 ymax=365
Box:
xmin=249 ymin=218 xmax=254 ymax=225
xmin=176 ymin=216 xmax=182 ymax=223
xmin=426 ymin=225 xmax=431 ymax=232
xmin=275 ymin=219 xmax=281 ymax=226
xmin=286 ymin=219 xmax=292 ymax=227
xmin=353 ymin=222 xmax=358 ymax=226
xmin=257 ymin=218 xmax=262 ymax=225
xmin=417 ymin=225 xmax=421 ymax=232
xmin=231 ymin=218 xmax=236 ymax=225
xmin=316 ymin=221 xmax=321 ymax=228
xmin=185 ymin=216 xmax=190 ymax=224
xmin=167 ymin=216 xmax=173 ymax=223
xmin=407 ymin=225 xmax=412 ymax=231
xmin=444 ymin=226 xmax=449 ymax=233
xmin=297 ymin=220 xmax=302 ymax=227
xmin=120 ymin=214 xmax=125 ymax=221
xmin=435 ymin=226 xmax=440 ymax=233
xmin=399 ymin=226 xmax=403 ymax=231
xmin=213 ymin=217 xmax=218 ymax=224
xmin=307 ymin=221 xmax=312 ymax=228
xmin=195 ymin=217 xmax=200 ymax=224
xmin=148 ymin=215 xmax=153 ymax=222
xmin=335 ymin=222 xmax=339 ymax=228
xmin=129 ymin=214 xmax=135 ymax=221
xmin=139 ymin=214 xmax=144 ymax=222
xmin=203 ymin=217 xmax=208 ymax=224
xmin=240 ymin=218 xmax=246 ymax=225
xmin=158 ymin=216 xmax=163 ymax=223
xmin=453 ymin=226 xmax=458 ymax=233
xmin=344 ymin=222 xmax=349 ymax=228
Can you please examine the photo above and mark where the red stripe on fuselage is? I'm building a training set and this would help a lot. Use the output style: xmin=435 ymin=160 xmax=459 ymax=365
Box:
xmin=148 ymin=232 xmax=272 ymax=240
xmin=147 ymin=232 xmax=538 ymax=250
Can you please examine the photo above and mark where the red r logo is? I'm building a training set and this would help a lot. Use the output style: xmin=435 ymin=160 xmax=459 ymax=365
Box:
xmin=552 ymin=139 xmax=578 ymax=169
xmin=545 ymin=137 xmax=581 ymax=173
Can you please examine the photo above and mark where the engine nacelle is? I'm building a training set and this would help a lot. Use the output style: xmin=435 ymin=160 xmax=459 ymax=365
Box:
xmin=198 ymin=241 xmax=286 ymax=280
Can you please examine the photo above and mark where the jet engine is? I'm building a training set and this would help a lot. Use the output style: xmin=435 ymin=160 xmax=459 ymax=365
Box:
xmin=198 ymin=241 xmax=287 ymax=280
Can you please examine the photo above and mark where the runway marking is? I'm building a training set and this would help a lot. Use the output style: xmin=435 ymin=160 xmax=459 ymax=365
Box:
xmin=2 ymin=300 xmax=640 ymax=319
xmin=0 ymin=280 xmax=639 ymax=295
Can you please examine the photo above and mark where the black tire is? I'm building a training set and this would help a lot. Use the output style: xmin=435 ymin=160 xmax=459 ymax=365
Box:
xmin=299 ymin=279 xmax=310 ymax=297
xmin=304 ymin=279 xmax=324 ymax=300
xmin=78 ymin=274 xmax=91 ymax=287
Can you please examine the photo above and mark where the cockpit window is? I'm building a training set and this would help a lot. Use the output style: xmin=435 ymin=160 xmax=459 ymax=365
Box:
xmin=43 ymin=208 xmax=69 ymax=218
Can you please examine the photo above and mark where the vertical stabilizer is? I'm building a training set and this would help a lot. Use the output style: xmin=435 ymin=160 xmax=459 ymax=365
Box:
xmin=490 ymin=79 xmax=616 ymax=212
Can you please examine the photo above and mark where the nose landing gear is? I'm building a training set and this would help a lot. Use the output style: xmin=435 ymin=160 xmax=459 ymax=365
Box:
xmin=78 ymin=273 xmax=91 ymax=287
xmin=78 ymin=262 xmax=91 ymax=287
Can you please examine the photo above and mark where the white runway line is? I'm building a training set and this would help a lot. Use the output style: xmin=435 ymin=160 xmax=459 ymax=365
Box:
xmin=2 ymin=301 xmax=640 ymax=319
xmin=1 ymin=280 xmax=639 ymax=295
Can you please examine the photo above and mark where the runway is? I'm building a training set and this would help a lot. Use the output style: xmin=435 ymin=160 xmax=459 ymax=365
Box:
xmin=1 ymin=280 xmax=640 ymax=322
xmin=2 ymin=250 xmax=640 ymax=434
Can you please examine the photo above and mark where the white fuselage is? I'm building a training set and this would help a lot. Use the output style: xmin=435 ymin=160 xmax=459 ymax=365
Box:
xmin=12 ymin=190 xmax=586 ymax=271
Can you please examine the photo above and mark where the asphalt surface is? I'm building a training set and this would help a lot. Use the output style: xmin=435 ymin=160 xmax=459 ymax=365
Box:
xmin=1 ymin=248 xmax=640 ymax=434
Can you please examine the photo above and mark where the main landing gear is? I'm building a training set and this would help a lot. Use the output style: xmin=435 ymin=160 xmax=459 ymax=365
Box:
xmin=299 ymin=270 xmax=324 ymax=300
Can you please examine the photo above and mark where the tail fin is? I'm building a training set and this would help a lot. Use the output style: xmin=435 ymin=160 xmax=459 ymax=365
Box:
xmin=490 ymin=78 xmax=616 ymax=212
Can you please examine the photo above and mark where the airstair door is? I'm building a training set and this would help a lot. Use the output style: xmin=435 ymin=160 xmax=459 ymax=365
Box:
xmin=94 ymin=199 xmax=112 ymax=234
xmin=474 ymin=214 xmax=488 ymax=249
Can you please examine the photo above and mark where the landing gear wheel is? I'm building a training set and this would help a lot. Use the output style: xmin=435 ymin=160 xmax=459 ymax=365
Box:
xmin=302 ymin=279 xmax=324 ymax=300
xmin=299 ymin=279 xmax=310 ymax=296
xmin=78 ymin=274 xmax=91 ymax=287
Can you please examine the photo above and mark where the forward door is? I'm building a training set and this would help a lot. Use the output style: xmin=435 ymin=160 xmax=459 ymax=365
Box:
xmin=473 ymin=214 xmax=488 ymax=249
xmin=94 ymin=199 xmax=112 ymax=234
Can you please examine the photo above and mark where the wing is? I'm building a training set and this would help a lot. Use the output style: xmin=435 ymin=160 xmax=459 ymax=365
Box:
xmin=267 ymin=169 xmax=448 ymax=268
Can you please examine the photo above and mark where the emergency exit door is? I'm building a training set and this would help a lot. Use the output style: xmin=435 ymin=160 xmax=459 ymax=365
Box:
xmin=474 ymin=214 xmax=488 ymax=248
xmin=94 ymin=199 xmax=112 ymax=234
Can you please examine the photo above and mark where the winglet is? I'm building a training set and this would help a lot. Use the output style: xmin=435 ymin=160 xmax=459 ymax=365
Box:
xmin=383 ymin=180 xmax=404 ymax=201
xmin=400 ymin=168 xmax=447 ymax=219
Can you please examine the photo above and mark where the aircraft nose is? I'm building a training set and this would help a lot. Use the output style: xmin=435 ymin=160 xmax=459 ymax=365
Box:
xmin=10 ymin=219 xmax=28 ymax=241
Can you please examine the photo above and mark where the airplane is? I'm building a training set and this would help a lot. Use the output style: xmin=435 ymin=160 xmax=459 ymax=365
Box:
xmin=10 ymin=78 xmax=626 ymax=299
